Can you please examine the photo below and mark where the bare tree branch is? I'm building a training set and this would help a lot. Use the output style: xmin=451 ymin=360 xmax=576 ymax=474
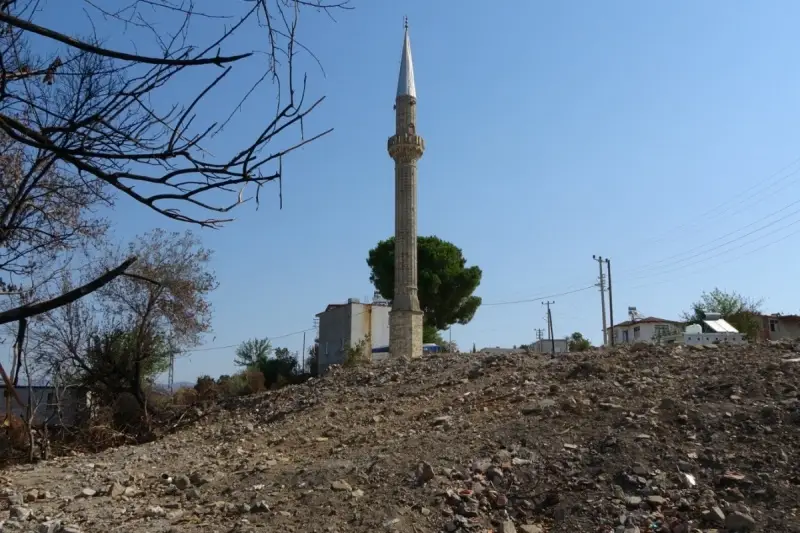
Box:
xmin=0 ymin=256 xmax=136 ymax=324
xmin=0 ymin=11 xmax=252 ymax=66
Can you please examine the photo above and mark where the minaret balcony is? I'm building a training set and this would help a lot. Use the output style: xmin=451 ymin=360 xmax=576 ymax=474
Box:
xmin=387 ymin=134 xmax=425 ymax=160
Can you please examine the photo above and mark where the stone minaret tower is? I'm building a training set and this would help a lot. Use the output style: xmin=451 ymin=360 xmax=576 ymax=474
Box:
xmin=387 ymin=19 xmax=424 ymax=359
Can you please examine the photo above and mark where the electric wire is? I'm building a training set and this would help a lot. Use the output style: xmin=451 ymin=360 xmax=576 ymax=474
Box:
xmin=644 ymin=154 xmax=800 ymax=246
xmin=619 ymin=201 xmax=800 ymax=281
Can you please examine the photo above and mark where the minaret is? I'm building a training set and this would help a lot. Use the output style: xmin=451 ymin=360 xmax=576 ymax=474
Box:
xmin=388 ymin=18 xmax=425 ymax=359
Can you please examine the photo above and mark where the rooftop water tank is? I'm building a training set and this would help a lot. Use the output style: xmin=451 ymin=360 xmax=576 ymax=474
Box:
xmin=685 ymin=324 xmax=702 ymax=334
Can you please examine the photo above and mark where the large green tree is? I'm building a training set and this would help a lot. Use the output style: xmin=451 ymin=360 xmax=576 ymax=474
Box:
xmin=682 ymin=288 xmax=763 ymax=340
xmin=367 ymin=236 xmax=482 ymax=332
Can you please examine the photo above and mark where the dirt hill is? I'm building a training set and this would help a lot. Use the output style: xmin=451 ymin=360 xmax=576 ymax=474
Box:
xmin=1 ymin=343 xmax=799 ymax=533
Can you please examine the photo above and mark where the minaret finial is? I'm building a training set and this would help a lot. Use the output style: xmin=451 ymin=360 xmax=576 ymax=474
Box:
xmin=396 ymin=18 xmax=416 ymax=98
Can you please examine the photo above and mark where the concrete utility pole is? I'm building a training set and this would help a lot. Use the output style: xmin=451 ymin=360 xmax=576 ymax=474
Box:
xmin=542 ymin=301 xmax=555 ymax=354
xmin=388 ymin=19 xmax=425 ymax=359
xmin=593 ymin=255 xmax=608 ymax=346
xmin=301 ymin=331 xmax=306 ymax=372
xmin=605 ymin=258 xmax=614 ymax=346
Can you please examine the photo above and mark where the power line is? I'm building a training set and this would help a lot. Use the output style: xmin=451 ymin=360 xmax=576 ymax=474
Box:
xmin=619 ymin=211 xmax=800 ymax=284
xmin=645 ymin=155 xmax=800 ymax=246
xmin=620 ymin=221 xmax=800 ymax=291
xmin=618 ymin=193 xmax=800 ymax=277
xmin=183 ymin=327 xmax=316 ymax=355
xmin=482 ymin=284 xmax=596 ymax=307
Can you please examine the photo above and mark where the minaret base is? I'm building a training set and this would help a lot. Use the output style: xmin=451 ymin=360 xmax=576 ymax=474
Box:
xmin=389 ymin=309 xmax=424 ymax=359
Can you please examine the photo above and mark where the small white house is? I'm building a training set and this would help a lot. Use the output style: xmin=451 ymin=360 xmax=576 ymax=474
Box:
xmin=607 ymin=316 xmax=683 ymax=345
xmin=662 ymin=313 xmax=746 ymax=346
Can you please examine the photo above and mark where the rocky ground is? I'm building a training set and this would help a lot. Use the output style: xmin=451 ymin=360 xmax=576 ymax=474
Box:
xmin=1 ymin=342 xmax=800 ymax=533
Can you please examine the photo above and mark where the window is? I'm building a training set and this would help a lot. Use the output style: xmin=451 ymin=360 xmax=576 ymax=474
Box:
xmin=633 ymin=326 xmax=640 ymax=340
xmin=654 ymin=325 xmax=671 ymax=338
xmin=770 ymin=319 xmax=778 ymax=333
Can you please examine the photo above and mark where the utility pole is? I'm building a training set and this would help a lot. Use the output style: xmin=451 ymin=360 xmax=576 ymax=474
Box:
xmin=168 ymin=349 xmax=175 ymax=394
xmin=605 ymin=258 xmax=614 ymax=346
xmin=593 ymin=255 xmax=608 ymax=346
xmin=301 ymin=331 xmax=307 ymax=372
xmin=542 ymin=301 xmax=555 ymax=354
xmin=534 ymin=328 xmax=544 ymax=353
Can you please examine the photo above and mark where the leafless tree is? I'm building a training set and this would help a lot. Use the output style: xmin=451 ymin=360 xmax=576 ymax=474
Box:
xmin=37 ymin=229 xmax=216 ymax=407
xmin=0 ymin=0 xmax=347 ymax=406
xmin=0 ymin=0 xmax=349 ymax=229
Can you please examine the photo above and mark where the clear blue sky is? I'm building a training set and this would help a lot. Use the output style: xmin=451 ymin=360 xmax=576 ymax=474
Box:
xmin=20 ymin=1 xmax=800 ymax=381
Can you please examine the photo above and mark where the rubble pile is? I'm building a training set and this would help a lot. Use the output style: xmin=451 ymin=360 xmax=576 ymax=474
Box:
xmin=1 ymin=342 xmax=799 ymax=532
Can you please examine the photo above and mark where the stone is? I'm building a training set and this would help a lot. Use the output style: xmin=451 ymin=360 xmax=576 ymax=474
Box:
xmin=501 ymin=521 xmax=517 ymax=533
xmin=145 ymin=505 xmax=166 ymax=518
xmin=79 ymin=488 xmax=96 ymax=497
xmin=24 ymin=490 xmax=38 ymax=502
xmin=251 ymin=500 xmax=270 ymax=513
xmin=725 ymin=511 xmax=756 ymax=531
xmin=710 ymin=506 xmax=725 ymax=523
xmin=432 ymin=416 xmax=452 ymax=427
xmin=36 ymin=520 xmax=61 ymax=533
xmin=331 ymin=480 xmax=352 ymax=492
xmin=108 ymin=482 xmax=126 ymax=498
xmin=519 ymin=526 xmax=544 ymax=533
xmin=190 ymin=471 xmax=213 ymax=486
xmin=9 ymin=506 xmax=31 ymax=521
xmin=173 ymin=474 xmax=191 ymax=490
xmin=417 ymin=461 xmax=435 ymax=483
xmin=625 ymin=496 xmax=642 ymax=507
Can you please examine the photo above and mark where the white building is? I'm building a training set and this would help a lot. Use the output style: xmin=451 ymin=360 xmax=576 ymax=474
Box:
xmin=531 ymin=339 xmax=569 ymax=354
xmin=0 ymin=385 xmax=91 ymax=427
xmin=662 ymin=313 xmax=746 ymax=346
xmin=607 ymin=316 xmax=683 ymax=345
xmin=316 ymin=299 xmax=391 ymax=374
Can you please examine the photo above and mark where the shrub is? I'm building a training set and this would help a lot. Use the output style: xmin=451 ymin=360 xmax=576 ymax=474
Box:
xmin=174 ymin=387 xmax=199 ymax=406
xmin=242 ymin=369 xmax=266 ymax=395
xmin=194 ymin=375 xmax=218 ymax=404
xmin=344 ymin=338 xmax=371 ymax=367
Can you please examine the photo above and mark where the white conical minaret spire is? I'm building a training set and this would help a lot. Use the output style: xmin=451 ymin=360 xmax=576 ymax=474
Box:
xmin=396 ymin=17 xmax=416 ymax=98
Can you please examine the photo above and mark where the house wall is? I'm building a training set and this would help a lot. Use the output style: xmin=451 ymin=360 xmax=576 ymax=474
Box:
xmin=317 ymin=303 xmax=391 ymax=374
xmin=611 ymin=322 xmax=679 ymax=344
xmin=762 ymin=317 xmax=800 ymax=340
xmin=683 ymin=333 xmax=745 ymax=345
xmin=532 ymin=339 xmax=568 ymax=353
xmin=0 ymin=387 xmax=89 ymax=427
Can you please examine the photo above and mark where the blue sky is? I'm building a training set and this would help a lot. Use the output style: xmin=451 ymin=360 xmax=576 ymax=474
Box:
xmin=12 ymin=1 xmax=800 ymax=382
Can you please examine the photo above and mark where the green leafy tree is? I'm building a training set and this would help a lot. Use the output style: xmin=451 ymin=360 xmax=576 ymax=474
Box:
xmin=234 ymin=339 xmax=297 ymax=387
xmin=81 ymin=328 xmax=173 ymax=403
xmin=682 ymin=288 xmax=763 ymax=340
xmin=367 ymin=236 xmax=482 ymax=336
xmin=306 ymin=343 xmax=319 ymax=376
xmin=235 ymin=338 xmax=272 ymax=367
xmin=567 ymin=332 xmax=591 ymax=352
xmin=423 ymin=324 xmax=446 ymax=345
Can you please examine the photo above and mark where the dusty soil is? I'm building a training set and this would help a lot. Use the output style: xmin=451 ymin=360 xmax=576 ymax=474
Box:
xmin=1 ymin=342 xmax=800 ymax=533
